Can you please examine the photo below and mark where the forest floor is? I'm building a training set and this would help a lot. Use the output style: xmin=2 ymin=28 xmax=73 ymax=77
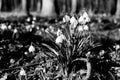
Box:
xmin=0 ymin=13 xmax=120 ymax=80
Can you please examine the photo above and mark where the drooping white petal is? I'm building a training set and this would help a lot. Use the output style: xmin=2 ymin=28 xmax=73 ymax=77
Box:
xmin=83 ymin=25 xmax=89 ymax=30
xmin=77 ymin=25 xmax=84 ymax=31
xmin=78 ymin=16 xmax=85 ymax=24
xmin=28 ymin=44 xmax=35 ymax=52
xmin=33 ymin=16 xmax=36 ymax=21
xmin=70 ymin=16 xmax=78 ymax=28
xmin=70 ymin=16 xmax=76 ymax=24
xmin=63 ymin=15 xmax=70 ymax=22
xmin=14 ymin=28 xmax=18 ymax=33
xmin=83 ymin=12 xmax=90 ymax=23
xmin=55 ymin=34 xmax=66 ymax=44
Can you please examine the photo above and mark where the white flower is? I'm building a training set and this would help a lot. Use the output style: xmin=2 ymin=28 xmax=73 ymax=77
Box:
xmin=28 ymin=44 xmax=35 ymax=52
xmin=63 ymin=15 xmax=70 ymax=22
xmin=24 ymin=52 xmax=28 ymax=55
xmin=57 ymin=29 xmax=62 ymax=36
xmin=78 ymin=16 xmax=85 ymax=24
xmin=31 ymin=24 xmax=35 ymax=28
xmin=78 ymin=12 xmax=90 ymax=24
xmin=1 ymin=24 xmax=7 ymax=30
xmin=26 ymin=18 xmax=30 ymax=22
xmin=36 ymin=26 xmax=40 ymax=30
xmin=77 ymin=25 xmax=84 ymax=31
xmin=19 ymin=68 xmax=26 ymax=76
xmin=13 ymin=28 xmax=18 ymax=33
xmin=0 ymin=73 xmax=8 ymax=80
xmin=83 ymin=25 xmax=89 ymax=30
xmin=8 ymin=25 xmax=12 ymax=29
xmin=83 ymin=12 xmax=90 ymax=23
xmin=86 ymin=51 xmax=91 ymax=57
xmin=114 ymin=44 xmax=120 ymax=50
xmin=49 ymin=26 xmax=54 ymax=33
xmin=26 ymin=25 xmax=31 ymax=30
xmin=55 ymin=34 xmax=66 ymax=44
xmin=82 ymin=12 xmax=88 ymax=18
xmin=10 ymin=58 xmax=15 ymax=64
xmin=70 ymin=16 xmax=78 ymax=28
xmin=117 ymin=72 xmax=120 ymax=77
xmin=33 ymin=17 xmax=36 ymax=21
xmin=32 ymin=21 xmax=35 ymax=24
xmin=70 ymin=16 xmax=77 ymax=24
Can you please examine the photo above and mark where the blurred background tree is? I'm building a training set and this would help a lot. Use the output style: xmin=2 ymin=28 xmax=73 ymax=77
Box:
xmin=0 ymin=0 xmax=119 ymax=17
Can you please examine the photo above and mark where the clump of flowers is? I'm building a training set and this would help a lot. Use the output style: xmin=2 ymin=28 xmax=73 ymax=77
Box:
xmin=63 ymin=10 xmax=90 ymax=33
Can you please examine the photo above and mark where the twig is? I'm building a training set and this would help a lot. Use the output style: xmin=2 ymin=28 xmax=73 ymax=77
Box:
xmin=0 ymin=61 xmax=44 ymax=73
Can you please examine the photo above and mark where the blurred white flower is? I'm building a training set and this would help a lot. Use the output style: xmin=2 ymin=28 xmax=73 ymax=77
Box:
xmin=63 ymin=15 xmax=70 ymax=22
xmin=19 ymin=68 xmax=27 ymax=80
xmin=8 ymin=25 xmax=12 ymax=29
xmin=117 ymin=73 xmax=120 ymax=77
xmin=83 ymin=25 xmax=89 ymax=30
xmin=31 ymin=24 xmax=35 ymax=28
xmin=77 ymin=25 xmax=84 ymax=31
xmin=82 ymin=11 xmax=88 ymax=18
xmin=55 ymin=34 xmax=66 ymax=44
xmin=13 ymin=28 xmax=18 ymax=33
xmin=70 ymin=16 xmax=78 ymax=29
xmin=32 ymin=21 xmax=35 ymax=24
xmin=83 ymin=12 xmax=90 ymax=22
xmin=24 ymin=52 xmax=28 ymax=55
xmin=78 ymin=16 xmax=85 ymax=24
xmin=28 ymin=44 xmax=35 ymax=53
xmin=114 ymin=44 xmax=120 ymax=50
xmin=26 ymin=25 xmax=31 ymax=30
xmin=0 ymin=73 xmax=8 ymax=80
xmin=41 ymin=28 xmax=45 ymax=31
xmin=86 ymin=51 xmax=91 ymax=57
xmin=33 ymin=16 xmax=36 ymax=21
xmin=99 ymin=50 xmax=105 ymax=56
xmin=1 ymin=24 xmax=7 ymax=30
xmin=10 ymin=58 xmax=15 ymax=64
xmin=57 ymin=29 xmax=62 ymax=36
xmin=19 ymin=68 xmax=26 ymax=76
xmin=36 ymin=26 xmax=40 ymax=30
xmin=78 ymin=11 xmax=90 ymax=24
xmin=26 ymin=18 xmax=31 ymax=22
xmin=49 ymin=26 xmax=54 ymax=33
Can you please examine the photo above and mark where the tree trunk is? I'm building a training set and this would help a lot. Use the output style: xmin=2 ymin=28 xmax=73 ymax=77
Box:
xmin=37 ymin=0 xmax=41 ymax=12
xmin=116 ymin=0 xmax=120 ymax=17
xmin=21 ymin=0 xmax=26 ymax=11
xmin=0 ymin=0 xmax=2 ymax=11
xmin=40 ymin=0 xmax=56 ymax=17
xmin=71 ymin=0 xmax=77 ymax=13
